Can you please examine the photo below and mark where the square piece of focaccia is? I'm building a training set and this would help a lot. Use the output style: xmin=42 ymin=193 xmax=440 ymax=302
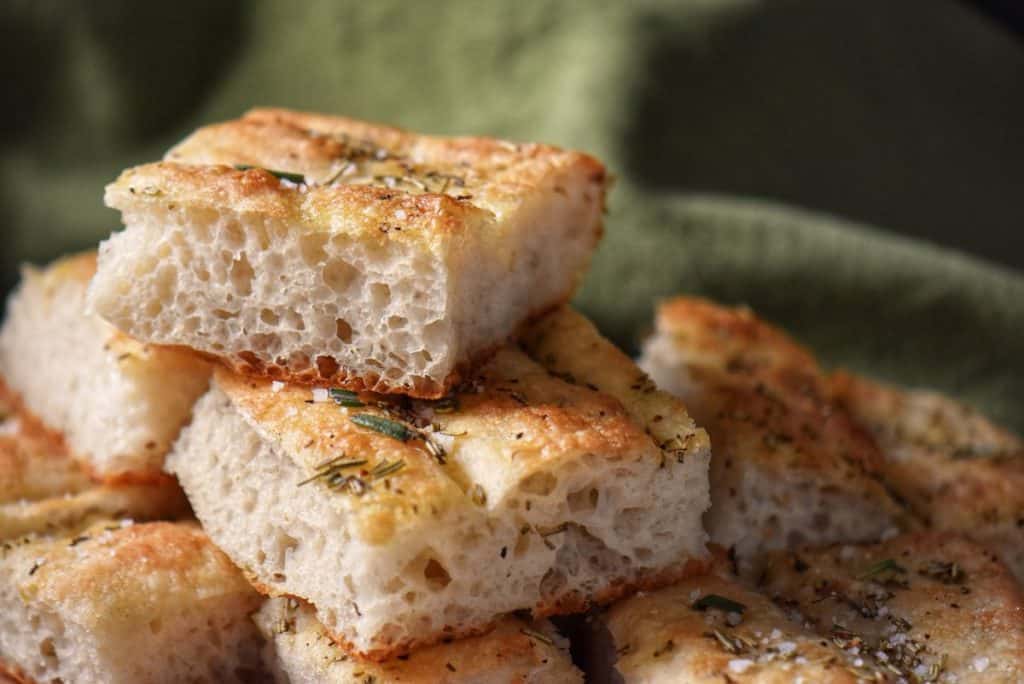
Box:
xmin=639 ymin=297 xmax=910 ymax=563
xmin=591 ymin=558 xmax=873 ymax=683
xmin=167 ymin=308 xmax=710 ymax=660
xmin=0 ymin=252 xmax=212 ymax=481
xmin=90 ymin=108 xmax=609 ymax=399
xmin=0 ymin=379 xmax=188 ymax=540
xmin=0 ymin=521 xmax=267 ymax=684
xmin=832 ymin=371 xmax=1024 ymax=584
xmin=255 ymin=598 xmax=581 ymax=683
xmin=757 ymin=532 xmax=1024 ymax=683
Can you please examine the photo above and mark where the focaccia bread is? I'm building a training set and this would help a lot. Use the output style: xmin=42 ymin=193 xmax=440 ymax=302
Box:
xmin=832 ymin=371 xmax=1024 ymax=583
xmin=594 ymin=560 xmax=870 ymax=683
xmin=0 ymin=380 xmax=189 ymax=540
xmin=0 ymin=252 xmax=212 ymax=480
xmin=758 ymin=533 xmax=1024 ymax=683
xmin=639 ymin=297 xmax=909 ymax=563
xmin=168 ymin=308 xmax=710 ymax=660
xmin=0 ymin=521 xmax=267 ymax=684
xmin=255 ymin=597 xmax=581 ymax=683
xmin=91 ymin=107 xmax=608 ymax=398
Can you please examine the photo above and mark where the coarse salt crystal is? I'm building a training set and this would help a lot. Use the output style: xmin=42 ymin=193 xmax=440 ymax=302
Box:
xmin=769 ymin=628 xmax=782 ymax=640
xmin=973 ymin=657 xmax=990 ymax=673
xmin=689 ymin=589 xmax=701 ymax=601
xmin=395 ymin=209 xmax=408 ymax=220
xmin=881 ymin=527 xmax=900 ymax=541
xmin=271 ymin=381 xmax=285 ymax=393
xmin=726 ymin=612 xmax=743 ymax=626
xmin=311 ymin=388 xmax=329 ymax=403
xmin=777 ymin=641 xmax=796 ymax=655
xmin=728 ymin=659 xmax=754 ymax=674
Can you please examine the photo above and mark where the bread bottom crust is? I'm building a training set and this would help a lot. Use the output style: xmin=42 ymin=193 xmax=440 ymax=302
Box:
xmin=251 ymin=555 xmax=710 ymax=663
xmin=151 ymin=293 xmax=575 ymax=399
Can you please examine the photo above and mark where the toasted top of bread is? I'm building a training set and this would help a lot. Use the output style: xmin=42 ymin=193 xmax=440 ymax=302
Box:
xmin=108 ymin=108 xmax=608 ymax=246
xmin=215 ymin=339 xmax=667 ymax=546
xmin=758 ymin=533 xmax=1024 ymax=682
xmin=255 ymin=598 xmax=582 ymax=683
xmin=521 ymin=306 xmax=710 ymax=465
xmin=602 ymin=558 xmax=865 ymax=683
xmin=832 ymin=371 xmax=1024 ymax=582
xmin=0 ymin=521 xmax=266 ymax=684
xmin=108 ymin=104 xmax=607 ymax=265
xmin=1 ymin=522 xmax=249 ymax=628
xmin=641 ymin=297 xmax=909 ymax=560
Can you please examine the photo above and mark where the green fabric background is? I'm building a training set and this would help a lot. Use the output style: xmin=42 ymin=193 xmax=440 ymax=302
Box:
xmin=1 ymin=1 xmax=1022 ymax=429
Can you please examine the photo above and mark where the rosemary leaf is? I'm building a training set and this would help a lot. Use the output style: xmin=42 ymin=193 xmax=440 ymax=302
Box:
xmin=350 ymin=414 xmax=413 ymax=441
xmin=329 ymin=388 xmax=365 ymax=408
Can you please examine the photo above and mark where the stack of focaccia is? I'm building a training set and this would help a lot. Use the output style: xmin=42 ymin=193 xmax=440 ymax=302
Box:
xmin=1 ymin=109 xmax=1021 ymax=683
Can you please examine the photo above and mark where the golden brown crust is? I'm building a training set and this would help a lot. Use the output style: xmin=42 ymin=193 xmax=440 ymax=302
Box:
xmin=606 ymin=557 xmax=864 ymax=683
xmin=6 ymin=522 xmax=257 ymax=631
xmin=111 ymin=107 xmax=607 ymax=250
xmin=832 ymin=371 xmax=1024 ymax=580
xmin=650 ymin=297 xmax=908 ymax=527
xmin=215 ymin=342 xmax=661 ymax=547
xmin=758 ymin=532 xmax=1024 ymax=681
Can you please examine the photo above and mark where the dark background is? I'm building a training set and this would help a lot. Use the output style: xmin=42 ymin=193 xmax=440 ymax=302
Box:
xmin=1 ymin=0 xmax=1022 ymax=428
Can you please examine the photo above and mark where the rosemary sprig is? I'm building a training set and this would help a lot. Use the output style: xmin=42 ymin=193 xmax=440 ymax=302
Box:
xmin=297 ymin=456 xmax=367 ymax=487
xmin=329 ymin=388 xmax=365 ymax=408
xmin=692 ymin=594 xmax=746 ymax=614
xmin=233 ymin=164 xmax=306 ymax=184
xmin=370 ymin=459 xmax=406 ymax=480
xmin=350 ymin=414 xmax=413 ymax=441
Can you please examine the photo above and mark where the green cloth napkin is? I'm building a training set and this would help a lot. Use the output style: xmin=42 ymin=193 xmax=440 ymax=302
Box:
xmin=2 ymin=0 xmax=1022 ymax=429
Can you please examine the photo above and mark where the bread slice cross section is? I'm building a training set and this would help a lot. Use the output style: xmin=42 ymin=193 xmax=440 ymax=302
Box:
xmin=167 ymin=307 xmax=710 ymax=660
xmin=0 ymin=252 xmax=212 ymax=481
xmin=91 ymin=107 xmax=609 ymax=398
xmin=0 ymin=379 xmax=189 ymax=540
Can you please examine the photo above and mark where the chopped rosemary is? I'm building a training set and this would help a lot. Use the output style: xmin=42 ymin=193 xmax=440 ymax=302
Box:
xmin=692 ymin=594 xmax=746 ymax=614
xmin=350 ymin=414 xmax=413 ymax=441
xmin=370 ymin=459 xmax=406 ymax=480
xmin=233 ymin=164 xmax=305 ymax=184
xmin=329 ymin=388 xmax=365 ymax=408
xmin=520 ymin=627 xmax=553 ymax=645
xmin=858 ymin=558 xmax=906 ymax=581
xmin=297 ymin=456 xmax=367 ymax=487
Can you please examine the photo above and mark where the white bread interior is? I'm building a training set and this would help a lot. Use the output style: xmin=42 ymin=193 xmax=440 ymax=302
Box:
xmin=0 ymin=252 xmax=211 ymax=480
